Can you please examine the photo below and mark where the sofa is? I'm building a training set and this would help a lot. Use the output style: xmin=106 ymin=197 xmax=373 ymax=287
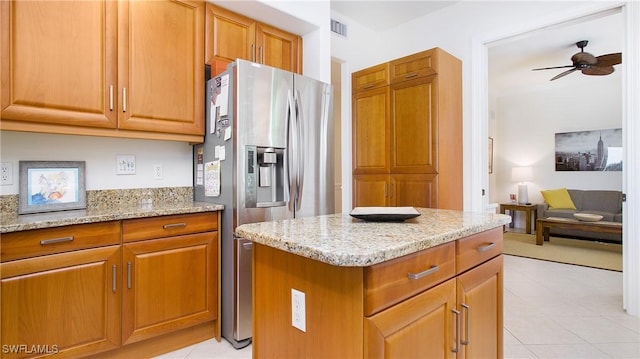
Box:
xmin=536 ymin=189 xmax=623 ymax=243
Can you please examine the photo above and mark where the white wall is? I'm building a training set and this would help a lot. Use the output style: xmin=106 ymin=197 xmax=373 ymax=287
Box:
xmin=491 ymin=77 xmax=623 ymax=205
xmin=331 ymin=0 xmax=598 ymax=210
xmin=0 ymin=131 xmax=193 ymax=194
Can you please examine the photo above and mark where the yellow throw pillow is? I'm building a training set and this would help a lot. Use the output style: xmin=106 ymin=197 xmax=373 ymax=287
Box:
xmin=541 ymin=188 xmax=577 ymax=209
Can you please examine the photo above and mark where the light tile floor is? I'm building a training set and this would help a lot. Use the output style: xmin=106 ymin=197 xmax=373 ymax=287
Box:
xmin=155 ymin=255 xmax=639 ymax=359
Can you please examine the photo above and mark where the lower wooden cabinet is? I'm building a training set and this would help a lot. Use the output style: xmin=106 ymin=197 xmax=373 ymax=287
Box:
xmin=457 ymin=255 xmax=503 ymax=358
xmin=365 ymin=278 xmax=457 ymax=358
xmin=0 ymin=212 xmax=220 ymax=359
xmin=1 ymin=225 xmax=122 ymax=359
xmin=122 ymin=231 xmax=218 ymax=345
xmin=365 ymin=255 xmax=503 ymax=358
xmin=353 ymin=173 xmax=437 ymax=207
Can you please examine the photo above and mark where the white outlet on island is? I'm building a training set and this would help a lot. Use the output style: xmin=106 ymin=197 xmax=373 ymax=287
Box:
xmin=291 ymin=288 xmax=306 ymax=332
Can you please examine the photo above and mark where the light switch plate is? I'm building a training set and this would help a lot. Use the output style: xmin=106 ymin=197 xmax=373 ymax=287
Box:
xmin=116 ymin=155 xmax=136 ymax=175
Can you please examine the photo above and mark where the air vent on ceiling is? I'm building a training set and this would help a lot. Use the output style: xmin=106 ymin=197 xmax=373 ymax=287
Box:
xmin=331 ymin=19 xmax=347 ymax=38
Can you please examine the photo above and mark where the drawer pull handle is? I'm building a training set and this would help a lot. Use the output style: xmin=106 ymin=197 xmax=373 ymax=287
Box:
xmin=40 ymin=236 xmax=74 ymax=245
xmin=477 ymin=242 xmax=496 ymax=252
xmin=461 ymin=303 xmax=470 ymax=345
xmin=163 ymin=222 xmax=187 ymax=229
xmin=127 ymin=261 xmax=132 ymax=289
xmin=404 ymin=72 xmax=418 ymax=78
xmin=408 ymin=265 xmax=439 ymax=280
xmin=112 ymin=265 xmax=117 ymax=293
xmin=362 ymin=83 xmax=375 ymax=89
xmin=452 ymin=308 xmax=461 ymax=353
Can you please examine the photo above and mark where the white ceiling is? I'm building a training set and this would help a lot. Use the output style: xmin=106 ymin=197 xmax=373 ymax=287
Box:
xmin=331 ymin=2 xmax=624 ymax=95
xmin=331 ymin=1 xmax=457 ymax=31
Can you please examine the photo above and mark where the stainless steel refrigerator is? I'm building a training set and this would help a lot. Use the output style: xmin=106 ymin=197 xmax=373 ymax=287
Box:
xmin=193 ymin=59 xmax=334 ymax=348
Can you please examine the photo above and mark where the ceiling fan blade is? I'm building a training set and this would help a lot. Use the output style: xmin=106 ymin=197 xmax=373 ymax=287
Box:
xmin=582 ymin=65 xmax=614 ymax=76
xmin=532 ymin=65 xmax=575 ymax=71
xmin=595 ymin=53 xmax=622 ymax=67
xmin=550 ymin=67 xmax=579 ymax=81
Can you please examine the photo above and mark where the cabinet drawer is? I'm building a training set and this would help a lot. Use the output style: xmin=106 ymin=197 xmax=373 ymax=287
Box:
xmin=390 ymin=48 xmax=437 ymax=83
xmin=0 ymin=221 xmax=121 ymax=262
xmin=456 ymin=227 xmax=503 ymax=274
xmin=122 ymin=212 xmax=218 ymax=242
xmin=364 ymin=241 xmax=455 ymax=316
xmin=352 ymin=63 xmax=389 ymax=92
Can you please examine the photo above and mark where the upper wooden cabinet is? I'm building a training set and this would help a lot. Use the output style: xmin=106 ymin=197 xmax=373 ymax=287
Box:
xmin=352 ymin=63 xmax=389 ymax=92
xmin=205 ymin=3 xmax=302 ymax=75
xmin=118 ymin=0 xmax=204 ymax=137
xmin=0 ymin=0 xmax=118 ymax=129
xmin=0 ymin=0 xmax=204 ymax=142
xmin=352 ymin=48 xmax=462 ymax=210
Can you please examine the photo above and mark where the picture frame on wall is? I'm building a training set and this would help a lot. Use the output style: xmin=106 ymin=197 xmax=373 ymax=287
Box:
xmin=19 ymin=161 xmax=86 ymax=214
xmin=555 ymin=128 xmax=622 ymax=171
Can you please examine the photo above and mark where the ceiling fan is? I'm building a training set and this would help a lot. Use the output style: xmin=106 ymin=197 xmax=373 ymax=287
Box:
xmin=532 ymin=40 xmax=622 ymax=81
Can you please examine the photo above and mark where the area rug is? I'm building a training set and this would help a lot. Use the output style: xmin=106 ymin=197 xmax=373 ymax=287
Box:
xmin=502 ymin=231 xmax=622 ymax=271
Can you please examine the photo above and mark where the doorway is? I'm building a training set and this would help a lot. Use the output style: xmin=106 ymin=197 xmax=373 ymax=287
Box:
xmin=473 ymin=2 xmax=639 ymax=316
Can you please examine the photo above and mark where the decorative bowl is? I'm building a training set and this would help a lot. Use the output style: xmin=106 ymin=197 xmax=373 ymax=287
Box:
xmin=573 ymin=213 xmax=603 ymax=222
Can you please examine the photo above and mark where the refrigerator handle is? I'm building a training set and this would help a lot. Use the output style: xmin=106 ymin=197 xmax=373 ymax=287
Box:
xmin=294 ymin=89 xmax=304 ymax=212
xmin=286 ymin=90 xmax=296 ymax=213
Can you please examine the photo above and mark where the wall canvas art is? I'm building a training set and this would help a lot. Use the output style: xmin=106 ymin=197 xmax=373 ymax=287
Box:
xmin=555 ymin=128 xmax=622 ymax=171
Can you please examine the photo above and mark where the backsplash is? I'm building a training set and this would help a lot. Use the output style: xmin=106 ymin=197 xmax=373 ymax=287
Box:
xmin=0 ymin=187 xmax=193 ymax=217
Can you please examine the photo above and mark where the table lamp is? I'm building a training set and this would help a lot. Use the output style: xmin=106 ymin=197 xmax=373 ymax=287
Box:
xmin=511 ymin=166 xmax=533 ymax=204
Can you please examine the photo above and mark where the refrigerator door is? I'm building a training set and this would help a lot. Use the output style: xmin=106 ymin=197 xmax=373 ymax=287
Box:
xmin=235 ymin=59 xmax=295 ymax=224
xmin=293 ymin=74 xmax=335 ymax=218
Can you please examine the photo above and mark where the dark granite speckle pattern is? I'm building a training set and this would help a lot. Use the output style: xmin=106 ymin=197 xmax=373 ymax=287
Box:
xmin=235 ymin=208 xmax=511 ymax=267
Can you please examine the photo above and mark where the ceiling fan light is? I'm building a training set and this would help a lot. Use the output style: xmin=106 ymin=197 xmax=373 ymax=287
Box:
xmin=582 ymin=66 xmax=615 ymax=76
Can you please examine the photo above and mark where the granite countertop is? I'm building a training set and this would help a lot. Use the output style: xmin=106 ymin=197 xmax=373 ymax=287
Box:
xmin=1 ymin=201 xmax=224 ymax=233
xmin=235 ymin=208 xmax=511 ymax=267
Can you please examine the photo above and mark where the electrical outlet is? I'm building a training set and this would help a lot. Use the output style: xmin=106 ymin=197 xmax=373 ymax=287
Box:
xmin=116 ymin=155 xmax=136 ymax=175
xmin=1 ymin=162 xmax=13 ymax=185
xmin=153 ymin=164 xmax=163 ymax=179
xmin=291 ymin=288 xmax=306 ymax=332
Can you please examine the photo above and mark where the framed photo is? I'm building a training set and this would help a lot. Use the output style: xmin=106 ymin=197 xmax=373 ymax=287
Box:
xmin=19 ymin=161 xmax=86 ymax=214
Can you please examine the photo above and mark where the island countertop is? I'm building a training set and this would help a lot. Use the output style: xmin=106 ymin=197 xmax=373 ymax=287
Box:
xmin=235 ymin=207 xmax=511 ymax=267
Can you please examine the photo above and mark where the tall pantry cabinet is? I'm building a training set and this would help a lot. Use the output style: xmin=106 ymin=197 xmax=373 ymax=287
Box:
xmin=352 ymin=48 xmax=463 ymax=210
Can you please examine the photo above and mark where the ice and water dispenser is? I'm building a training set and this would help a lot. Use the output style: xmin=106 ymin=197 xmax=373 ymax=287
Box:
xmin=245 ymin=146 xmax=286 ymax=208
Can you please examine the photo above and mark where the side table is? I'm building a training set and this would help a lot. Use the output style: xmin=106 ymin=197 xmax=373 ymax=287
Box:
xmin=499 ymin=203 xmax=537 ymax=234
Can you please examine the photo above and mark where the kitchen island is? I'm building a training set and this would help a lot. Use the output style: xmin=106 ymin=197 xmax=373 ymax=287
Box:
xmin=236 ymin=208 xmax=511 ymax=358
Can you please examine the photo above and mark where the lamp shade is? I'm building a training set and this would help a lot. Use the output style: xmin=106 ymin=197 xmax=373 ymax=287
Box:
xmin=511 ymin=166 xmax=533 ymax=183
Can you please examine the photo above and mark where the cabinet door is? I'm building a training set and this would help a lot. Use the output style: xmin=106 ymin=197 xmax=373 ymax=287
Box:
xmin=353 ymin=174 xmax=389 ymax=207
xmin=205 ymin=3 xmax=255 ymax=66
xmin=255 ymin=23 xmax=301 ymax=74
xmin=122 ymin=232 xmax=217 ymax=345
xmin=352 ymin=63 xmax=389 ymax=92
xmin=391 ymin=173 xmax=437 ymax=208
xmin=1 ymin=0 xmax=117 ymax=128
xmin=118 ymin=0 xmax=204 ymax=136
xmin=352 ymin=86 xmax=390 ymax=174
xmin=1 ymin=246 xmax=121 ymax=358
xmin=365 ymin=278 xmax=457 ymax=358
xmin=457 ymin=255 xmax=503 ymax=359
xmin=390 ymin=76 xmax=437 ymax=174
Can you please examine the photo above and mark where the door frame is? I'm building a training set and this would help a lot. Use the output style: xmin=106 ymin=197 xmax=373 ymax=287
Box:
xmin=470 ymin=1 xmax=640 ymax=315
